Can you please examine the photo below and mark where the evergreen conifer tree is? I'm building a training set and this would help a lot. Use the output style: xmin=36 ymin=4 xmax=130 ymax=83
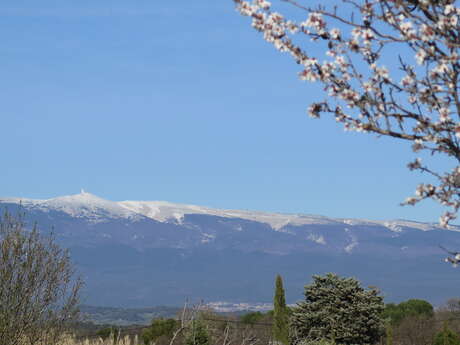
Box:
xmin=273 ymin=274 xmax=289 ymax=345
xmin=290 ymin=273 xmax=384 ymax=345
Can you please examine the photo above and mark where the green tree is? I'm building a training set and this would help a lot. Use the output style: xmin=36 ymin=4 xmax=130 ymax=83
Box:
xmin=433 ymin=322 xmax=460 ymax=345
xmin=241 ymin=311 xmax=264 ymax=325
xmin=290 ymin=273 xmax=384 ymax=345
xmin=142 ymin=318 xmax=178 ymax=345
xmin=383 ymin=299 xmax=433 ymax=325
xmin=273 ymin=274 xmax=289 ymax=345
xmin=96 ymin=327 xmax=117 ymax=340
xmin=185 ymin=319 xmax=210 ymax=345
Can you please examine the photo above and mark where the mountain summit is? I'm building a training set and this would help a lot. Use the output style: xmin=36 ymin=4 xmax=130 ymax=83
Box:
xmin=2 ymin=191 xmax=140 ymax=222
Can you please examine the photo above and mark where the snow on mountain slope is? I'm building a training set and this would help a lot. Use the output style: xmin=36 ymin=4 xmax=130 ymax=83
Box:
xmin=118 ymin=200 xmax=340 ymax=229
xmin=0 ymin=192 xmax=454 ymax=231
xmin=1 ymin=191 xmax=141 ymax=223
xmin=118 ymin=200 xmax=451 ymax=232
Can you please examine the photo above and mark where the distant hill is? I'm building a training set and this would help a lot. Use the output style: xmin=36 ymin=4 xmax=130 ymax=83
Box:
xmin=79 ymin=305 xmax=181 ymax=326
xmin=2 ymin=191 xmax=460 ymax=307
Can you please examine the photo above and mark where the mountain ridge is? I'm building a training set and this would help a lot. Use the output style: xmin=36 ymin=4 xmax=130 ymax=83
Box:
xmin=1 ymin=191 xmax=452 ymax=232
xmin=1 ymin=191 xmax=459 ymax=307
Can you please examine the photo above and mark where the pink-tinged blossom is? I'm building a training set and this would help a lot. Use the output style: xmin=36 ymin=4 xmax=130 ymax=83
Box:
xmin=400 ymin=22 xmax=416 ymax=41
xmin=273 ymin=39 xmax=287 ymax=52
xmin=237 ymin=1 xmax=257 ymax=16
xmin=401 ymin=75 xmax=415 ymax=87
xmin=439 ymin=108 xmax=451 ymax=122
xmin=329 ymin=28 xmax=341 ymax=40
xmin=440 ymin=212 xmax=457 ymax=228
xmin=384 ymin=11 xmax=396 ymax=25
xmin=375 ymin=66 xmax=390 ymax=80
xmin=339 ymin=89 xmax=359 ymax=103
xmin=363 ymin=82 xmax=374 ymax=93
xmin=299 ymin=69 xmax=318 ymax=82
xmin=302 ymin=12 xmax=325 ymax=30
xmin=253 ymin=0 xmax=271 ymax=10
xmin=437 ymin=14 xmax=458 ymax=30
xmin=286 ymin=21 xmax=299 ymax=34
xmin=335 ymin=55 xmax=347 ymax=67
xmin=415 ymin=49 xmax=427 ymax=65
xmin=362 ymin=29 xmax=375 ymax=41
xmin=420 ymin=24 xmax=435 ymax=41
xmin=412 ymin=140 xmax=424 ymax=153
xmin=444 ymin=5 xmax=456 ymax=16
xmin=351 ymin=27 xmax=361 ymax=39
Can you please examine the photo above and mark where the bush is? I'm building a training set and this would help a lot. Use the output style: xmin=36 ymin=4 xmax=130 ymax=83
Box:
xmin=0 ymin=211 xmax=82 ymax=345
xmin=433 ymin=323 xmax=460 ymax=345
xmin=241 ymin=311 xmax=264 ymax=325
xmin=96 ymin=327 xmax=118 ymax=339
xmin=185 ymin=319 xmax=210 ymax=345
xmin=142 ymin=318 xmax=178 ymax=345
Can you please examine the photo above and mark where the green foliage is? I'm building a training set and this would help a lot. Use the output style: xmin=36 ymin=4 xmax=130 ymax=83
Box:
xmin=185 ymin=320 xmax=210 ymax=345
xmin=96 ymin=327 xmax=116 ymax=339
xmin=433 ymin=322 xmax=460 ymax=345
xmin=241 ymin=311 xmax=264 ymax=325
xmin=273 ymin=274 xmax=289 ymax=345
xmin=383 ymin=299 xmax=433 ymax=325
xmin=142 ymin=318 xmax=178 ymax=345
xmin=290 ymin=273 xmax=384 ymax=345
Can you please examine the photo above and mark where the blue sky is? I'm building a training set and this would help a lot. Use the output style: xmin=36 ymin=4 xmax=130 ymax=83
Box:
xmin=0 ymin=0 xmax=447 ymax=222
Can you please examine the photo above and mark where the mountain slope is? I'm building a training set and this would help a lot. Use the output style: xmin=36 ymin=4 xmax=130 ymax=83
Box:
xmin=1 ymin=191 xmax=459 ymax=307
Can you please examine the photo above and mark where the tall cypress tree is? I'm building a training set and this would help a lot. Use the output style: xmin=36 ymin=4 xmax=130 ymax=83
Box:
xmin=273 ymin=274 xmax=289 ymax=345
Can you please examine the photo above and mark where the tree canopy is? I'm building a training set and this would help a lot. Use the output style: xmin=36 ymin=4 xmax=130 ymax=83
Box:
xmin=384 ymin=299 xmax=434 ymax=325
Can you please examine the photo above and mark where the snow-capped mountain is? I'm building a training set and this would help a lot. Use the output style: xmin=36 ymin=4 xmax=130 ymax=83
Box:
xmin=119 ymin=199 xmax=446 ymax=232
xmin=2 ymin=190 xmax=449 ymax=232
xmin=1 ymin=191 xmax=141 ymax=222
xmin=1 ymin=191 xmax=460 ymax=307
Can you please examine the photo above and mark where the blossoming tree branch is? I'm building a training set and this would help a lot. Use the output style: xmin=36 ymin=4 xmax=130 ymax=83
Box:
xmin=234 ymin=0 xmax=460 ymax=226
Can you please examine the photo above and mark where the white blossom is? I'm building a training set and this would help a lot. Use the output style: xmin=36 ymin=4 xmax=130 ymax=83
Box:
xmin=439 ymin=108 xmax=451 ymax=122
xmin=401 ymin=75 xmax=414 ymax=87
xmin=420 ymin=24 xmax=435 ymax=41
xmin=253 ymin=0 xmax=271 ymax=10
xmin=415 ymin=49 xmax=427 ymax=65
